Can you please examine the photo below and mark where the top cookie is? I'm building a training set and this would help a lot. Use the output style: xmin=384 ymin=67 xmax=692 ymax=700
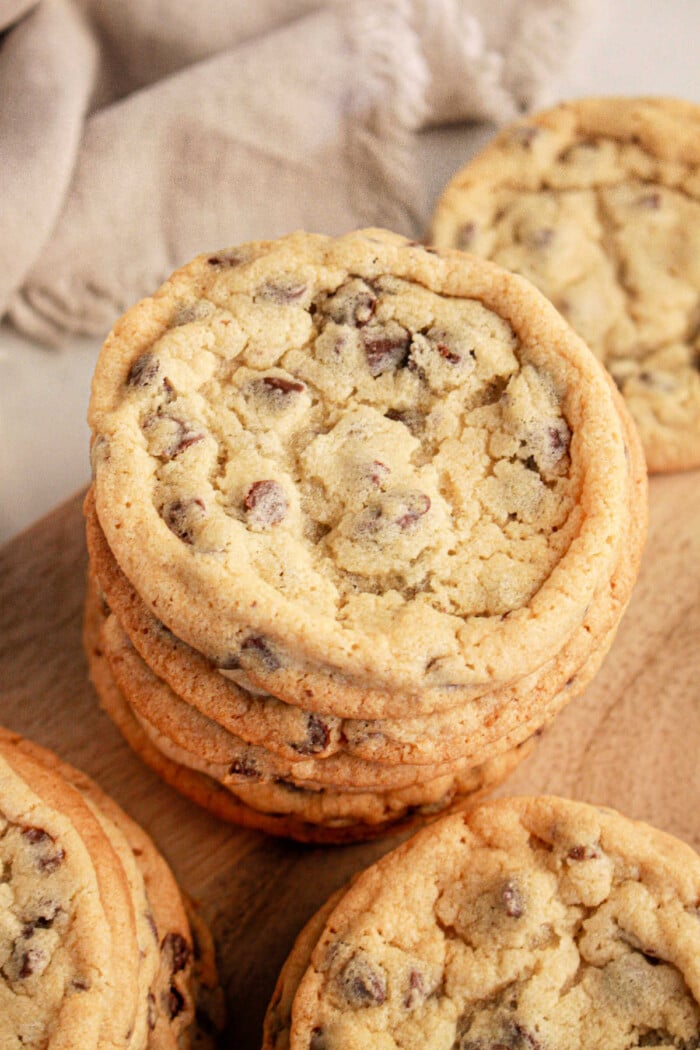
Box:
xmin=289 ymin=796 xmax=700 ymax=1049
xmin=89 ymin=228 xmax=630 ymax=705
xmin=430 ymin=96 xmax=700 ymax=473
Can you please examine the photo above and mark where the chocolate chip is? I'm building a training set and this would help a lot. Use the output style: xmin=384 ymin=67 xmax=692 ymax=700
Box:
xmin=512 ymin=1023 xmax=542 ymax=1049
xmin=457 ymin=222 xmax=476 ymax=249
xmin=385 ymin=408 xmax=423 ymax=435
xmin=395 ymin=491 xmax=431 ymax=529
xmin=23 ymin=900 xmax=59 ymax=936
xmin=126 ymin=352 xmax=160 ymax=388
xmin=244 ymin=480 xmax=288 ymax=527
xmin=368 ymin=460 xmax=390 ymax=486
xmin=163 ymin=985 xmax=185 ymax=1020
xmin=337 ymin=953 xmax=387 ymax=1007
xmin=261 ymin=376 xmax=306 ymax=395
xmin=207 ymin=251 xmax=243 ymax=267
xmin=310 ymin=1027 xmax=328 ymax=1050
xmin=228 ymin=756 xmax=262 ymax=780
xmin=72 ymin=977 xmax=90 ymax=992
xmin=241 ymin=635 xmax=282 ymax=672
xmin=547 ymin=422 xmax=570 ymax=458
xmin=162 ymin=932 xmax=191 ymax=974
xmin=162 ymin=498 xmax=206 ymax=544
xmin=18 ymin=946 xmax=45 ymax=978
xmin=323 ymin=278 xmax=377 ymax=327
xmin=21 ymin=827 xmax=65 ymax=874
xmin=502 ymin=879 xmax=524 ymax=918
xmin=291 ymin=714 xmax=331 ymax=755
xmin=21 ymin=827 xmax=50 ymax=846
xmin=362 ymin=324 xmax=411 ymax=376
xmin=567 ymin=844 xmax=599 ymax=861
xmin=143 ymin=414 xmax=205 ymax=459
xmin=638 ymin=1032 xmax=696 ymax=1047
xmin=258 ymin=279 xmax=307 ymax=303
xmin=404 ymin=969 xmax=426 ymax=1009
xmin=435 ymin=341 xmax=461 ymax=364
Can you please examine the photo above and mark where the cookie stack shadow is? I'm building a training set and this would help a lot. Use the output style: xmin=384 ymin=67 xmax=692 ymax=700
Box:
xmin=83 ymin=229 xmax=648 ymax=845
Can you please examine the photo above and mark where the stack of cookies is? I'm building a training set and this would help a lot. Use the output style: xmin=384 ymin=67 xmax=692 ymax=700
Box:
xmin=0 ymin=727 xmax=222 ymax=1048
xmin=430 ymin=96 xmax=700 ymax=473
xmin=84 ymin=228 xmax=647 ymax=844
xmin=264 ymin=796 xmax=700 ymax=1048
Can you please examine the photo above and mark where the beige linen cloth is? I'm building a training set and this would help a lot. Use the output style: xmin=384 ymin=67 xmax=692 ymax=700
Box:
xmin=0 ymin=0 xmax=596 ymax=345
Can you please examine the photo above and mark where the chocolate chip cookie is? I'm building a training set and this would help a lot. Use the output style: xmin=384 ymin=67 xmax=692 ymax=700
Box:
xmin=0 ymin=727 xmax=222 ymax=1048
xmin=431 ymin=97 xmax=700 ymax=473
xmin=89 ymin=228 xmax=632 ymax=710
xmin=280 ymin=797 xmax=700 ymax=1048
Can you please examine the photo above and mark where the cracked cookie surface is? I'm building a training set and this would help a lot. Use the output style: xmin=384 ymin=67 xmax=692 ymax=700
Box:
xmin=89 ymin=228 xmax=629 ymax=705
xmin=288 ymin=797 xmax=700 ymax=1049
xmin=431 ymin=97 xmax=700 ymax=473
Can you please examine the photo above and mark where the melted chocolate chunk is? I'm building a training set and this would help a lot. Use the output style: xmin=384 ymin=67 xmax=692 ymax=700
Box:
xmin=162 ymin=498 xmax=206 ymax=544
xmin=21 ymin=827 xmax=50 ymax=846
xmin=207 ymin=251 xmax=244 ymax=267
xmin=567 ymin=844 xmax=600 ymax=861
xmin=547 ymin=422 xmax=570 ymax=459
xmin=162 ymin=932 xmax=191 ymax=974
xmin=323 ymin=278 xmax=377 ymax=327
xmin=228 ymin=757 xmax=262 ymax=780
xmin=385 ymin=408 xmax=423 ymax=435
xmin=404 ymin=969 xmax=427 ymax=1009
xmin=126 ymin=353 xmax=160 ymax=388
xmin=337 ymin=953 xmax=387 ymax=1007
xmin=18 ymin=945 xmax=45 ymax=978
xmin=395 ymin=492 xmax=431 ymax=529
xmin=362 ymin=325 xmax=411 ymax=376
xmin=501 ymin=879 xmax=524 ymax=918
xmin=261 ymin=376 xmax=306 ymax=395
xmin=368 ymin=460 xmax=390 ymax=486
xmin=23 ymin=900 xmax=59 ymax=936
xmin=163 ymin=985 xmax=185 ymax=1020
xmin=143 ymin=413 xmax=205 ymax=460
xmin=21 ymin=827 xmax=65 ymax=874
xmin=310 ymin=1027 xmax=328 ymax=1050
xmin=241 ymin=635 xmax=282 ymax=672
xmin=258 ymin=279 xmax=307 ymax=303
xmin=244 ymin=480 xmax=288 ymax=527
xmin=291 ymin=714 xmax=331 ymax=755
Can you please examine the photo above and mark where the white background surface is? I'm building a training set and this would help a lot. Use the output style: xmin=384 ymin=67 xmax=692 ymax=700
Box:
xmin=1 ymin=0 xmax=699 ymax=544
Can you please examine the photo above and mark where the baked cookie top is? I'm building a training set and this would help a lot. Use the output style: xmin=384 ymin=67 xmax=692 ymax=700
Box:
xmin=89 ymin=228 xmax=629 ymax=697
xmin=290 ymin=796 xmax=700 ymax=1049
xmin=431 ymin=96 xmax=700 ymax=473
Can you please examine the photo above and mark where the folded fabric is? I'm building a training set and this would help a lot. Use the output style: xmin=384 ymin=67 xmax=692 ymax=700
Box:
xmin=0 ymin=0 xmax=599 ymax=345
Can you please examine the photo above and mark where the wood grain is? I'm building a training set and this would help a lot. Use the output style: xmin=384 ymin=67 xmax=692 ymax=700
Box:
xmin=0 ymin=475 xmax=698 ymax=1047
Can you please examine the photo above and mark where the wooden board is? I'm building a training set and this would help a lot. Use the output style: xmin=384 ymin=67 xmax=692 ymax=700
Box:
xmin=0 ymin=476 xmax=698 ymax=1046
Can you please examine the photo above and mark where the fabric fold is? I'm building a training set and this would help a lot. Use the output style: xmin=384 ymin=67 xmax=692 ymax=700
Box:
xmin=0 ymin=0 xmax=600 ymax=345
